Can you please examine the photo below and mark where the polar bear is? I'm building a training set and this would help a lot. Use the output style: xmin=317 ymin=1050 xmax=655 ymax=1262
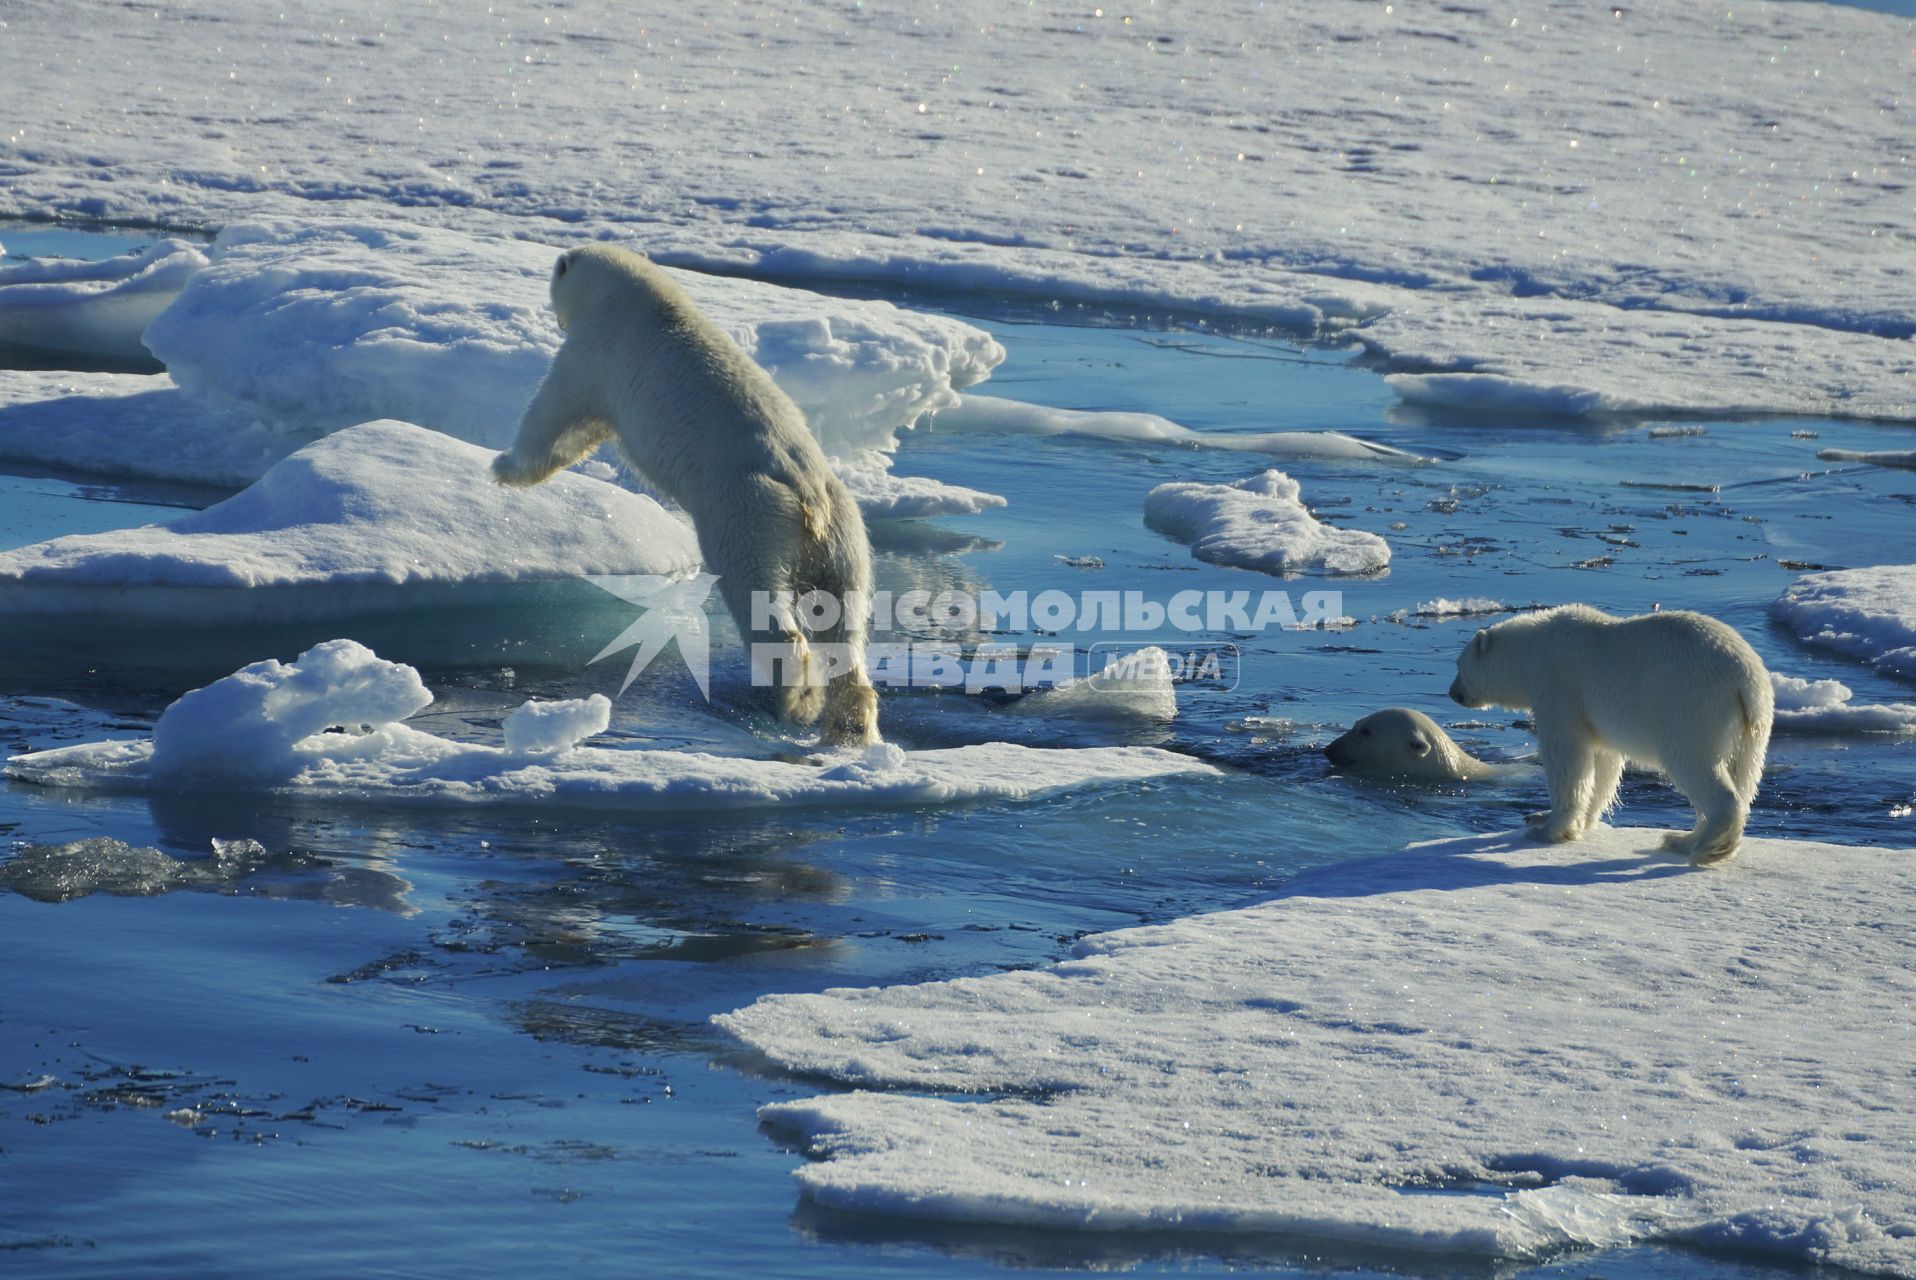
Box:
xmin=1449 ymin=605 xmax=1772 ymax=863
xmin=493 ymin=245 xmax=879 ymax=746
xmin=1323 ymin=708 xmax=1498 ymax=782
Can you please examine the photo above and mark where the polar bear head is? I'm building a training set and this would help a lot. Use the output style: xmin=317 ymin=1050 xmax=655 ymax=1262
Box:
xmin=1449 ymin=618 xmax=1528 ymax=710
xmin=547 ymin=244 xmax=667 ymax=332
xmin=1324 ymin=707 xmax=1491 ymax=782
xmin=1450 ymin=625 xmax=1500 ymax=710
xmin=1450 ymin=607 xmax=1596 ymax=710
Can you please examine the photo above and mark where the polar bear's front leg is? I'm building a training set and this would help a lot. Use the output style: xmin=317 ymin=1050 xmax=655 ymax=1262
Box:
xmin=493 ymin=359 xmax=612 ymax=487
xmin=1534 ymin=718 xmax=1596 ymax=843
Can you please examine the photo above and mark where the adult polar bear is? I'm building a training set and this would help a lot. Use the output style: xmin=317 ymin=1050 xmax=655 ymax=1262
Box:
xmin=493 ymin=245 xmax=879 ymax=747
xmin=1450 ymin=605 xmax=1772 ymax=863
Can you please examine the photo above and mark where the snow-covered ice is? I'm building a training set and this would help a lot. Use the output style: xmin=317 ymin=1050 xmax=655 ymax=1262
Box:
xmin=1369 ymin=297 xmax=1916 ymax=422
xmin=1382 ymin=372 xmax=1639 ymax=419
xmin=720 ymin=826 xmax=1916 ymax=1275
xmin=5 ymin=640 xmax=1217 ymax=811
xmin=141 ymin=220 xmax=1002 ymax=460
xmin=140 ymin=223 xmax=558 ymax=448
xmin=1 ymin=221 xmax=1004 ymax=511
xmin=0 ymin=370 xmax=311 ymax=488
xmin=1770 ymin=672 xmax=1916 ymax=736
xmin=935 ymin=394 xmax=1423 ymax=462
xmin=501 ymin=695 xmax=613 ymax=757
xmin=830 ymin=457 xmax=1007 ymax=521
xmin=3 ymin=2 xmax=1909 ymax=420
xmin=0 ymin=239 xmax=206 ymax=364
xmin=145 ymin=638 xmax=435 ymax=782
xmin=0 ymin=420 xmax=699 ymax=618
xmin=1144 ymin=470 xmax=1391 ymax=577
xmin=1774 ymin=566 xmax=1916 ymax=680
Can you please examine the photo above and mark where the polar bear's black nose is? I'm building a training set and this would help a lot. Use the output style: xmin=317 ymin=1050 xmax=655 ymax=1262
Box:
xmin=1448 ymin=677 xmax=1468 ymax=705
xmin=1324 ymin=738 xmax=1352 ymax=767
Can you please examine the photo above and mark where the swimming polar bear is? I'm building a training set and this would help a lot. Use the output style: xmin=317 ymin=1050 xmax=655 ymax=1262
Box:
xmin=1450 ymin=604 xmax=1772 ymax=863
xmin=1323 ymin=708 xmax=1498 ymax=782
xmin=493 ymin=245 xmax=879 ymax=746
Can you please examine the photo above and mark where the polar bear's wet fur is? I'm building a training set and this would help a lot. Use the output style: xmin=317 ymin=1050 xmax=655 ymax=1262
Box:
xmin=1323 ymin=708 xmax=1499 ymax=782
xmin=1450 ymin=605 xmax=1772 ymax=863
xmin=493 ymin=244 xmax=879 ymax=746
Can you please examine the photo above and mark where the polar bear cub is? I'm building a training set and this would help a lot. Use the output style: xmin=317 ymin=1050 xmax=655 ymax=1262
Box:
xmin=1450 ymin=605 xmax=1772 ymax=863
xmin=493 ymin=245 xmax=879 ymax=746
xmin=1323 ymin=708 xmax=1498 ymax=782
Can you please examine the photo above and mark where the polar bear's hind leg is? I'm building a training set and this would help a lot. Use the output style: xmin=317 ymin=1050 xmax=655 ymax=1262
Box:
xmin=1660 ymin=759 xmax=1746 ymax=864
xmin=821 ymin=671 xmax=880 ymax=748
xmin=795 ymin=483 xmax=879 ymax=748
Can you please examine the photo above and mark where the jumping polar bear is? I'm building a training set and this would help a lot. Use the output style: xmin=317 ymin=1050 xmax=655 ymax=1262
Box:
xmin=1450 ymin=604 xmax=1772 ymax=863
xmin=1323 ymin=708 xmax=1498 ymax=782
xmin=493 ymin=245 xmax=879 ymax=746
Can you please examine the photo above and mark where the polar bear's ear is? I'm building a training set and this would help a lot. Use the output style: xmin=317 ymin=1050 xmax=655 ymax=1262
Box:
xmin=1472 ymin=630 xmax=1493 ymax=658
xmin=1408 ymin=735 xmax=1431 ymax=757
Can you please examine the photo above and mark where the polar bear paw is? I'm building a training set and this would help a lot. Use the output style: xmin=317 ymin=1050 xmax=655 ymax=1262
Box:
xmin=1660 ymin=829 xmax=1705 ymax=860
xmin=1528 ymin=811 xmax=1586 ymax=844
xmin=491 ymin=450 xmax=551 ymax=488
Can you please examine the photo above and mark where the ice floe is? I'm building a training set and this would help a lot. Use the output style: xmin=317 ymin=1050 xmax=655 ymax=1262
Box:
xmin=0 ymin=370 xmax=311 ymax=488
xmin=502 ymin=695 xmax=613 ymax=757
xmin=0 ymin=420 xmax=699 ymax=618
xmin=935 ymin=394 xmax=1421 ymax=462
xmin=1770 ymin=673 xmax=1916 ymax=736
xmin=1368 ymin=296 xmax=1916 ymax=422
xmin=4 ymin=4 xmax=1910 ymax=418
xmin=3 ymin=221 xmax=1004 ymax=511
xmin=1144 ymin=470 xmax=1391 ymax=577
xmin=1391 ymin=597 xmax=1514 ymax=622
xmin=141 ymin=220 xmax=1002 ymax=459
xmin=0 ymin=239 xmax=207 ymax=364
xmin=5 ymin=640 xmax=1217 ymax=810
xmin=1774 ymin=565 xmax=1916 ymax=680
xmin=719 ymin=826 xmax=1916 ymax=1275
xmin=830 ymin=457 xmax=1007 ymax=521
xmin=1817 ymin=448 xmax=1916 ymax=473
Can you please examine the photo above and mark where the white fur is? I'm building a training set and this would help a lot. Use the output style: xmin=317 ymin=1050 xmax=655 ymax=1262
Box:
xmin=1450 ymin=605 xmax=1772 ymax=863
xmin=1324 ymin=707 xmax=1496 ymax=782
xmin=493 ymin=245 xmax=878 ymax=746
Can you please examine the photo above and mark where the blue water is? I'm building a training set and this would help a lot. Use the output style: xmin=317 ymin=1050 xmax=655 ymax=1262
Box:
xmin=1 ymin=236 xmax=1912 ymax=1278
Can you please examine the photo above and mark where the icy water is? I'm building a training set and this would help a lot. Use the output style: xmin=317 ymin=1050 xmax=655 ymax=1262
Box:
xmin=2 ymin=238 xmax=1913 ymax=1278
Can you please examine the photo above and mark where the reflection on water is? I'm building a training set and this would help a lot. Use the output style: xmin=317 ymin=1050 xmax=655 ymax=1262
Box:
xmin=0 ymin=834 xmax=413 ymax=913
